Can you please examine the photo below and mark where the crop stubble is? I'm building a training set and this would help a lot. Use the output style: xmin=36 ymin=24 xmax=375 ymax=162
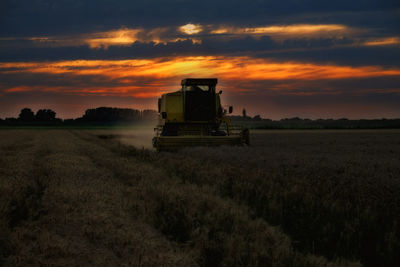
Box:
xmin=1 ymin=129 xmax=399 ymax=266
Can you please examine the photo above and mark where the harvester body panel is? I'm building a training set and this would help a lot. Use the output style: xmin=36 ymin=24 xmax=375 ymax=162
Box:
xmin=162 ymin=92 xmax=184 ymax=123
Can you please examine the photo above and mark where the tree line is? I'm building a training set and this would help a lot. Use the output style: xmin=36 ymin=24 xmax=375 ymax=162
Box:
xmin=1 ymin=107 xmax=400 ymax=128
xmin=0 ymin=107 xmax=158 ymax=126
xmin=230 ymin=114 xmax=400 ymax=129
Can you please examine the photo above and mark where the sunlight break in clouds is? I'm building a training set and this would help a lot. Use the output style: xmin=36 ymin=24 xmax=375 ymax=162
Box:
xmin=179 ymin=24 xmax=203 ymax=35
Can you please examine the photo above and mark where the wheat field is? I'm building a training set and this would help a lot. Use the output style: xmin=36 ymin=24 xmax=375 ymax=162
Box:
xmin=1 ymin=129 xmax=399 ymax=266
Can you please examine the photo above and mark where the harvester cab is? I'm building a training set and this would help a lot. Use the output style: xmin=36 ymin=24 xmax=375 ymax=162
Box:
xmin=153 ymin=78 xmax=249 ymax=151
xmin=182 ymin=78 xmax=217 ymax=122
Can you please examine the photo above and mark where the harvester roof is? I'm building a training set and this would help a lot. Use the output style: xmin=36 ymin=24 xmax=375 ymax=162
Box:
xmin=181 ymin=78 xmax=218 ymax=86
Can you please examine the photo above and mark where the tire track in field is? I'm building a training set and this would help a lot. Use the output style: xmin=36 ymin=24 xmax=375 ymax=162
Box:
xmin=68 ymin=130 xmax=197 ymax=266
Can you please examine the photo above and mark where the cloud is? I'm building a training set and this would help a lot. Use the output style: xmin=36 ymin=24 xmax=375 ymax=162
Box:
xmin=1 ymin=20 xmax=398 ymax=68
xmin=2 ymin=56 xmax=400 ymax=82
xmin=180 ymin=24 xmax=203 ymax=35
xmin=0 ymin=26 xmax=201 ymax=49
xmin=1 ymin=23 xmax=357 ymax=49
xmin=210 ymin=24 xmax=355 ymax=40
xmin=260 ymin=45 xmax=400 ymax=67
xmin=85 ymin=28 xmax=141 ymax=49
xmin=2 ymin=0 xmax=398 ymax=37
xmin=1 ymin=34 xmax=399 ymax=69
xmin=363 ymin=37 xmax=400 ymax=47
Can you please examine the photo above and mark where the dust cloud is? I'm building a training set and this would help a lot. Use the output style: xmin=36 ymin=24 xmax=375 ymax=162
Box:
xmin=115 ymin=128 xmax=155 ymax=149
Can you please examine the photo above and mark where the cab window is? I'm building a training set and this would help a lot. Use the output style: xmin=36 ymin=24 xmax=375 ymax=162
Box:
xmin=184 ymin=85 xmax=210 ymax=92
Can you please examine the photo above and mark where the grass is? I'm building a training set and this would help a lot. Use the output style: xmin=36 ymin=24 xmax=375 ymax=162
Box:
xmin=1 ymin=129 xmax=399 ymax=266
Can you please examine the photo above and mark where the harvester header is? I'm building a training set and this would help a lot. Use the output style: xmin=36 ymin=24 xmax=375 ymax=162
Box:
xmin=153 ymin=78 xmax=249 ymax=151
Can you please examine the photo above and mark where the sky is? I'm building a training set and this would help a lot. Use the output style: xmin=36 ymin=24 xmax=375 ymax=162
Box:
xmin=0 ymin=0 xmax=399 ymax=119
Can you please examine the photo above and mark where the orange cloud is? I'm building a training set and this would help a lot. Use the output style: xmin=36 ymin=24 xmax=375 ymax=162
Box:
xmin=6 ymin=27 xmax=199 ymax=49
xmin=3 ymin=56 xmax=399 ymax=79
xmin=210 ymin=24 xmax=355 ymax=40
xmin=2 ymin=56 xmax=400 ymax=98
xmin=5 ymin=86 xmax=34 ymax=92
xmin=363 ymin=37 xmax=400 ymax=47
xmin=85 ymin=28 xmax=141 ymax=49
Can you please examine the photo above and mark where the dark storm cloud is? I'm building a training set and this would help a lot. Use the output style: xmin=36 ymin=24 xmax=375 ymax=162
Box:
xmin=1 ymin=0 xmax=399 ymax=36
xmin=1 ymin=36 xmax=399 ymax=67
xmin=257 ymin=45 xmax=400 ymax=67
xmin=0 ymin=40 xmax=198 ymax=61
xmin=287 ymin=9 xmax=400 ymax=34
xmin=1 ymin=0 xmax=399 ymax=65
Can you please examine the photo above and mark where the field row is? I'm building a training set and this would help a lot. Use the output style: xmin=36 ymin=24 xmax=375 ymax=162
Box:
xmin=1 ymin=129 xmax=399 ymax=266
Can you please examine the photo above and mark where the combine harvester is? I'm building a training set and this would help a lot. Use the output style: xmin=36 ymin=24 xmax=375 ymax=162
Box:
xmin=153 ymin=78 xmax=249 ymax=151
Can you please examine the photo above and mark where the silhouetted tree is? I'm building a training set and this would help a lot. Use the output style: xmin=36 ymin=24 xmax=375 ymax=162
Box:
xmin=242 ymin=108 xmax=247 ymax=118
xmin=253 ymin=115 xmax=262 ymax=121
xmin=36 ymin=109 xmax=56 ymax=121
xmin=82 ymin=107 xmax=141 ymax=122
xmin=18 ymin=108 xmax=35 ymax=122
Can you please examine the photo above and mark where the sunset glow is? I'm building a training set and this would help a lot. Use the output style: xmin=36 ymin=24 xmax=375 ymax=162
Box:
xmin=2 ymin=56 xmax=400 ymax=102
xmin=2 ymin=57 xmax=400 ymax=81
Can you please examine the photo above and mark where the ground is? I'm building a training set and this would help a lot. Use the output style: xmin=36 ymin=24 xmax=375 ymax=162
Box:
xmin=0 ymin=129 xmax=399 ymax=266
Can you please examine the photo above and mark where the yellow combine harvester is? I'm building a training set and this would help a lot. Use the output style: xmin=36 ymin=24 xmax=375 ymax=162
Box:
xmin=152 ymin=78 xmax=249 ymax=151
